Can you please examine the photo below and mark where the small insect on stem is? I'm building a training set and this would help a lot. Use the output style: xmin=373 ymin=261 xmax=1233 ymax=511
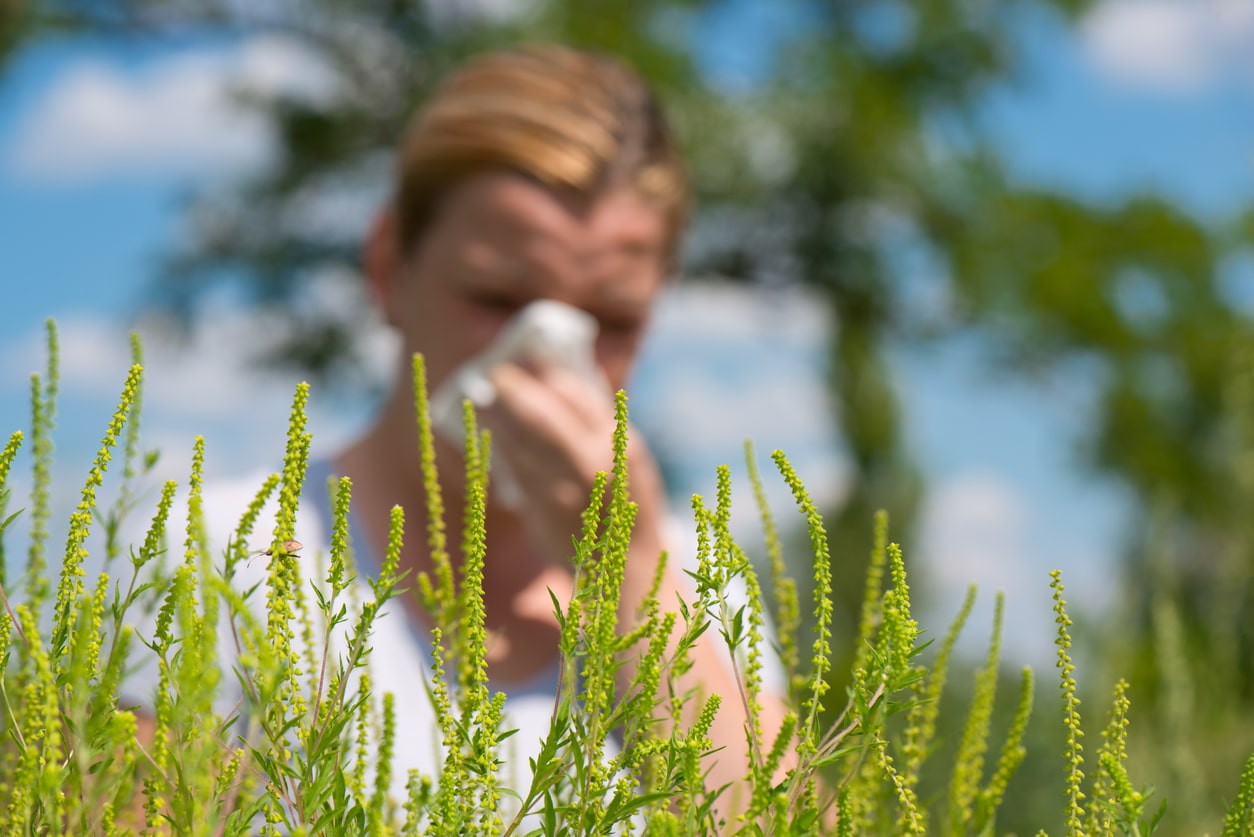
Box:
xmin=246 ymin=539 xmax=303 ymax=568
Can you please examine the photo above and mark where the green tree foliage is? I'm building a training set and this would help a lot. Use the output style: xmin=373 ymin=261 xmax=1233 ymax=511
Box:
xmin=0 ymin=0 xmax=36 ymax=71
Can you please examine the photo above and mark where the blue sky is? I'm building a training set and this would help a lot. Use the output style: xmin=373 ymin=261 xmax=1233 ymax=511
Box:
xmin=1 ymin=0 xmax=1252 ymax=663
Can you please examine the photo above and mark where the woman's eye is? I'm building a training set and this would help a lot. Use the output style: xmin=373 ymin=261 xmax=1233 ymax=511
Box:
xmin=469 ymin=293 xmax=522 ymax=313
xmin=599 ymin=318 xmax=641 ymax=336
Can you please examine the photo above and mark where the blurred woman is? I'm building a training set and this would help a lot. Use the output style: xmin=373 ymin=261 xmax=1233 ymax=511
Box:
xmin=331 ymin=44 xmax=787 ymax=817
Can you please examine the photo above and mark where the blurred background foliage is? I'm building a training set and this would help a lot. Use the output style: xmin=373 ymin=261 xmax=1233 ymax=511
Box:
xmin=5 ymin=0 xmax=1254 ymax=832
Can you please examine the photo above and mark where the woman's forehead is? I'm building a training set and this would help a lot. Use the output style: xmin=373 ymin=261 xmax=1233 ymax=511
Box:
xmin=434 ymin=172 xmax=668 ymax=300
xmin=443 ymin=172 xmax=667 ymax=258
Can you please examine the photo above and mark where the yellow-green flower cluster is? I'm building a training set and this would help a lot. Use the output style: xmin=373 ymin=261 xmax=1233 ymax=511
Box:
xmin=854 ymin=510 xmax=890 ymax=675
xmin=456 ymin=402 xmax=489 ymax=704
xmin=947 ymin=591 xmax=1004 ymax=833
xmin=266 ymin=383 xmax=312 ymax=732
xmin=744 ymin=441 xmax=801 ymax=701
xmin=227 ymin=473 xmax=280 ymax=572
xmin=11 ymin=327 xmax=1254 ymax=836
xmin=327 ymin=476 xmax=353 ymax=595
xmin=1051 ymin=569 xmax=1087 ymax=834
xmin=878 ymin=542 xmax=918 ymax=683
xmin=52 ymin=363 xmax=141 ymax=666
xmin=1223 ymin=752 xmax=1254 ymax=836
xmin=747 ymin=710 xmax=798 ymax=823
xmin=875 ymin=733 xmax=923 ymax=836
xmin=371 ymin=690 xmax=398 ymax=829
xmin=352 ymin=669 xmax=375 ymax=799
xmin=4 ymin=606 xmax=63 ymax=832
xmin=138 ymin=480 xmax=179 ymax=573
xmin=411 ymin=355 xmax=453 ymax=622
xmin=620 ymin=608 xmax=677 ymax=752
xmin=0 ymin=431 xmax=21 ymax=497
xmin=901 ymin=584 xmax=975 ymax=789
xmin=1088 ymin=678 xmax=1132 ymax=833
xmin=770 ymin=450 xmax=833 ymax=755
xmin=677 ymin=693 xmax=722 ymax=821
xmin=25 ymin=320 xmax=59 ymax=609
xmin=974 ymin=667 xmax=1034 ymax=832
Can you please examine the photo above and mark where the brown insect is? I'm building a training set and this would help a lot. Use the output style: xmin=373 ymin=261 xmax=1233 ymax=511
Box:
xmin=246 ymin=539 xmax=303 ymax=567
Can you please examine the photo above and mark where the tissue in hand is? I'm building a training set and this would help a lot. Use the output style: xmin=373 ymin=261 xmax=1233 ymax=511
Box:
xmin=429 ymin=299 xmax=606 ymax=506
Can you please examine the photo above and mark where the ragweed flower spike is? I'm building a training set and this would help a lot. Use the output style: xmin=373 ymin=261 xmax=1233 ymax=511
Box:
xmin=412 ymin=354 xmax=453 ymax=617
xmin=948 ymin=590 xmax=1004 ymax=834
xmin=26 ymin=320 xmax=59 ymax=610
xmin=52 ymin=362 xmax=142 ymax=664
xmin=0 ymin=431 xmax=22 ymax=587
xmin=770 ymin=450 xmax=833 ymax=756
xmin=902 ymin=584 xmax=976 ymax=790
xmin=974 ymin=667 xmax=1035 ymax=832
xmin=0 ymin=431 xmax=22 ymax=494
xmin=226 ymin=472 xmax=281 ymax=573
xmin=1051 ymin=569 xmax=1086 ymax=835
xmin=854 ymin=510 xmax=890 ymax=675
xmin=1223 ymin=751 xmax=1254 ymax=836
xmin=326 ymin=476 xmax=353 ymax=596
xmin=745 ymin=439 xmax=801 ymax=699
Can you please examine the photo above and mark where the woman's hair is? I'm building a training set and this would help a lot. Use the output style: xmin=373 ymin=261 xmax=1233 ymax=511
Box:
xmin=393 ymin=44 xmax=688 ymax=264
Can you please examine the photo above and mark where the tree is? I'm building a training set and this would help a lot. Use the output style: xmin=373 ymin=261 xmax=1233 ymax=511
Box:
xmin=2 ymin=0 xmax=37 ymax=70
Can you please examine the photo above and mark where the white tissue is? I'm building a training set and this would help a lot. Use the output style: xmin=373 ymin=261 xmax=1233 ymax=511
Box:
xmin=430 ymin=299 xmax=606 ymax=507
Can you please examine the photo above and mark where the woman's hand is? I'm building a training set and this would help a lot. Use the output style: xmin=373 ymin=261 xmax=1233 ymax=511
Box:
xmin=480 ymin=362 xmax=667 ymax=567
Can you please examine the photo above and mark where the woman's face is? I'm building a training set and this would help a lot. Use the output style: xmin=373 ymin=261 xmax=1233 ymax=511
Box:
xmin=380 ymin=171 xmax=671 ymax=394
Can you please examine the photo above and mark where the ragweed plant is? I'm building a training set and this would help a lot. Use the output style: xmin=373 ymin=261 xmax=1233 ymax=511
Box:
xmin=1 ymin=322 xmax=1253 ymax=835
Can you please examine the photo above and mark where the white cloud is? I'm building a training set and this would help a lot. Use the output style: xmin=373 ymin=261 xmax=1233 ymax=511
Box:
xmin=1080 ymin=0 xmax=1254 ymax=94
xmin=920 ymin=472 xmax=1029 ymax=590
xmin=633 ymin=281 xmax=847 ymax=537
xmin=637 ymin=283 xmax=838 ymax=456
xmin=916 ymin=472 xmax=1049 ymax=663
xmin=916 ymin=471 xmax=1119 ymax=666
xmin=2 ymin=313 xmax=265 ymax=415
xmin=652 ymin=370 xmax=835 ymax=455
xmin=0 ymin=276 xmax=392 ymax=485
xmin=648 ymin=280 xmax=832 ymax=348
xmin=7 ymin=36 xmax=337 ymax=182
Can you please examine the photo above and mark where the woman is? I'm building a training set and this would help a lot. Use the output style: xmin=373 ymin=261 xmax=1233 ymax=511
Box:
xmin=333 ymin=44 xmax=787 ymax=817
